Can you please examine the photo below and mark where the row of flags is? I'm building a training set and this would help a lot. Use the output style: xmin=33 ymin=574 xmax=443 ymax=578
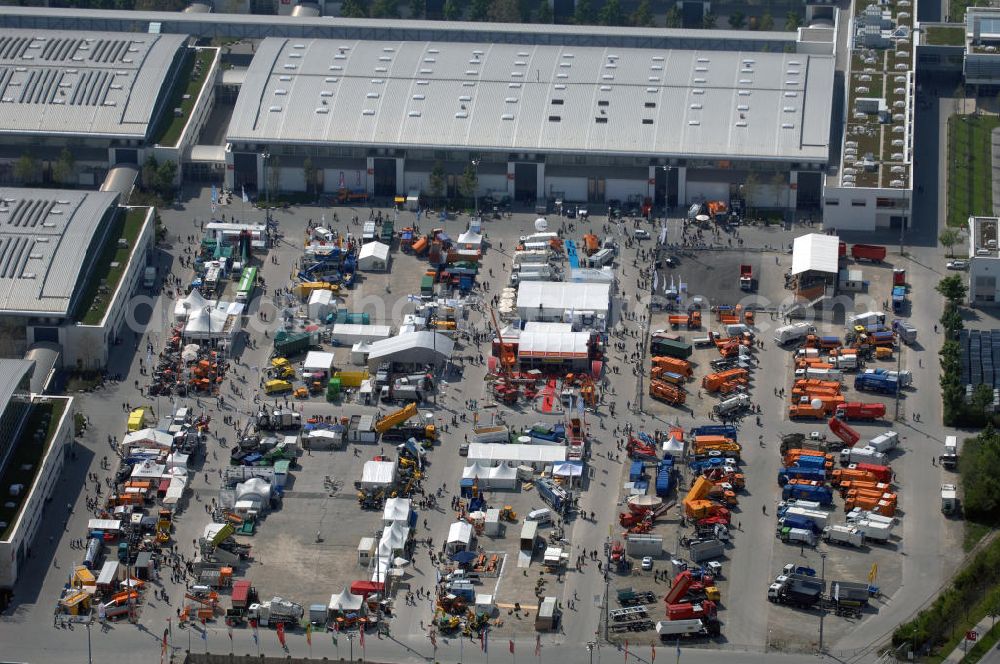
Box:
xmin=210 ymin=184 xmax=251 ymax=214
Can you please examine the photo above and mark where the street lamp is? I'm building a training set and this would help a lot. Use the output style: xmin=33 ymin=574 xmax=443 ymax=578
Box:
xmin=260 ymin=151 xmax=271 ymax=206
xmin=819 ymin=552 xmax=827 ymax=654
xmin=587 ymin=641 xmax=596 ymax=664
xmin=471 ymin=158 xmax=480 ymax=217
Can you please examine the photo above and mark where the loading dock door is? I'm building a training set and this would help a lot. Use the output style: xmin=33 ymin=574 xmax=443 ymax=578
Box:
xmin=654 ymin=168 xmax=667 ymax=207
xmin=373 ymin=158 xmax=397 ymax=197
xmin=514 ymin=163 xmax=537 ymax=202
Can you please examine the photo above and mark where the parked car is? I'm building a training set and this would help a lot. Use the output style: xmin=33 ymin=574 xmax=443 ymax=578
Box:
xmin=947 ymin=260 xmax=968 ymax=270
xmin=641 ymin=556 xmax=654 ymax=570
xmin=633 ymin=228 xmax=651 ymax=240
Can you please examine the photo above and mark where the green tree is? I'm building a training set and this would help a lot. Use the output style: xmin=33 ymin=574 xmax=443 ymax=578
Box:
xmin=443 ymin=0 xmax=461 ymax=19
xmin=155 ymin=160 xmax=178 ymax=198
xmin=599 ymin=0 xmax=624 ymax=25
xmin=759 ymin=12 xmax=774 ymax=30
xmin=303 ymin=157 xmax=316 ymax=195
xmin=937 ymin=274 xmax=968 ymax=305
xmin=536 ymin=0 xmax=553 ymax=23
xmin=488 ymin=0 xmax=522 ymax=22
xmin=959 ymin=428 xmax=1000 ymax=519
xmin=371 ymin=0 xmax=400 ymax=18
xmin=702 ymin=11 xmax=717 ymax=28
xmin=630 ymin=0 xmax=653 ymax=26
xmin=574 ymin=0 xmax=594 ymax=24
xmin=459 ymin=164 xmax=478 ymax=202
xmin=52 ymin=148 xmax=76 ymax=186
xmin=469 ymin=0 xmax=490 ymax=20
xmin=940 ymin=302 xmax=964 ymax=336
xmin=429 ymin=161 xmax=446 ymax=200
xmin=408 ymin=0 xmax=424 ymax=18
xmin=13 ymin=153 xmax=38 ymax=185
xmin=141 ymin=155 xmax=159 ymax=193
xmin=340 ymin=0 xmax=369 ymax=17
xmin=785 ymin=11 xmax=801 ymax=30
xmin=939 ymin=228 xmax=960 ymax=257
xmin=728 ymin=11 xmax=746 ymax=28
xmin=665 ymin=5 xmax=682 ymax=28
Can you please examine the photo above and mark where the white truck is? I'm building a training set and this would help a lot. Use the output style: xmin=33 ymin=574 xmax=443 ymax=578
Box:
xmin=823 ymin=524 xmax=865 ymax=547
xmin=470 ymin=426 xmax=510 ymax=444
xmin=941 ymin=484 xmax=958 ymax=514
xmin=784 ymin=507 xmax=830 ymax=529
xmin=839 ymin=446 xmax=886 ymax=465
xmin=848 ymin=311 xmax=886 ymax=328
xmin=831 ymin=355 xmax=858 ymax=370
xmin=867 ymin=431 xmax=899 ymax=454
xmin=779 ymin=499 xmax=829 ymax=512
xmin=714 ymin=394 xmax=750 ymax=416
xmin=795 ymin=367 xmax=844 ymax=382
xmin=940 ymin=435 xmax=959 ymax=469
xmin=774 ymin=323 xmax=815 ymax=345
xmin=845 ymin=508 xmax=896 ymax=526
xmin=511 ymin=266 xmax=554 ymax=284
xmin=247 ymin=596 xmax=304 ymax=627
xmin=512 ymin=250 xmax=551 ymax=268
xmin=855 ymin=519 xmax=893 ymax=543
xmin=779 ymin=527 xmax=816 ymax=546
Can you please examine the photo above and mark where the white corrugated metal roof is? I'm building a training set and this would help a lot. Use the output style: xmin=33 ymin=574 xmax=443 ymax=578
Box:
xmin=228 ymin=38 xmax=834 ymax=163
xmin=0 ymin=188 xmax=120 ymax=316
xmin=518 ymin=331 xmax=590 ymax=358
xmin=516 ymin=282 xmax=610 ymax=314
xmin=0 ymin=29 xmax=186 ymax=139
xmin=792 ymin=233 xmax=841 ymax=275
xmin=0 ymin=358 xmax=31 ymax=407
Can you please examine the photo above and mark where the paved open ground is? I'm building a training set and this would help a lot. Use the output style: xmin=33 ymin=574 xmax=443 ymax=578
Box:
xmin=0 ymin=121 xmax=974 ymax=664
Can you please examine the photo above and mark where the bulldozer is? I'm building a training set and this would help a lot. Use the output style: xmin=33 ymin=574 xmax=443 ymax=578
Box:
xmin=500 ymin=505 xmax=517 ymax=522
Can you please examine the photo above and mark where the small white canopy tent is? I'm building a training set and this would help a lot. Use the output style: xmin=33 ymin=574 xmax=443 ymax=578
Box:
xmin=382 ymin=498 xmax=411 ymax=526
xmin=662 ymin=436 xmax=684 ymax=455
xmin=183 ymin=305 xmax=240 ymax=341
xmin=358 ymin=241 xmax=390 ymax=271
xmin=174 ymin=289 xmax=209 ymax=321
xmin=328 ymin=588 xmax=364 ymax=613
xmin=457 ymin=230 xmax=483 ymax=249
xmin=361 ymin=460 xmax=397 ymax=488
xmin=236 ymin=477 xmax=271 ymax=507
xmin=446 ymin=521 xmax=474 ymax=553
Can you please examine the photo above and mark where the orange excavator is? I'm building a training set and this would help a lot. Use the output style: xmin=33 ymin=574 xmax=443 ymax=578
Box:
xmin=489 ymin=305 xmax=518 ymax=403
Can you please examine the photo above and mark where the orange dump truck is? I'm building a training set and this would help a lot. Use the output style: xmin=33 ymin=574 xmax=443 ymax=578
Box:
xmin=702 ymin=368 xmax=748 ymax=392
xmin=649 ymin=380 xmax=686 ymax=405
xmin=652 ymin=356 xmax=693 ymax=376
xmin=830 ymin=468 xmax=880 ymax=486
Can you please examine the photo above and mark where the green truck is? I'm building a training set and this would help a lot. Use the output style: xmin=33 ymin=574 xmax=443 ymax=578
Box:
xmin=273 ymin=331 xmax=312 ymax=357
xmin=650 ymin=335 xmax=692 ymax=359
xmin=380 ymin=220 xmax=395 ymax=245
xmin=420 ymin=275 xmax=435 ymax=297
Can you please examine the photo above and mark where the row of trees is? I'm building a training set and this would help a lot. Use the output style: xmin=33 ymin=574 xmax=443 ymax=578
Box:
xmin=936 ymin=274 xmax=994 ymax=426
xmin=13 ymin=149 xmax=76 ymax=186
xmin=341 ymin=0 xmax=802 ymax=29
xmin=140 ymin=156 xmax=178 ymax=202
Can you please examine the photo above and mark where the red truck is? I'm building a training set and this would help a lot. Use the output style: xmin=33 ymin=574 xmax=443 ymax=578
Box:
xmin=667 ymin=600 xmax=717 ymax=621
xmin=828 ymin=417 xmax=860 ymax=447
xmin=851 ymin=244 xmax=887 ymax=262
xmin=739 ymin=264 xmax=753 ymax=291
xmin=835 ymin=402 xmax=886 ymax=421
xmin=852 ymin=462 xmax=893 ymax=483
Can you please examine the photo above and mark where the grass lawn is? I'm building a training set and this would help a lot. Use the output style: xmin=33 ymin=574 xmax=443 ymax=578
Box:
xmin=0 ymin=399 xmax=67 ymax=540
xmin=966 ymin=521 xmax=992 ymax=551
xmin=77 ymin=209 xmax=148 ymax=326
xmin=153 ymin=49 xmax=214 ymax=147
xmin=948 ymin=114 xmax=1000 ymax=227
xmin=950 ymin=0 xmax=991 ymax=22
xmin=925 ymin=26 xmax=966 ymax=46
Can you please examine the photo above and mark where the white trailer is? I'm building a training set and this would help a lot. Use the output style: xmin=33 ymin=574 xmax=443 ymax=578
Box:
xmin=470 ymin=426 xmax=510 ymax=444
xmin=848 ymin=312 xmax=886 ymax=328
xmin=784 ymin=507 xmax=830 ymax=529
xmin=774 ymin=323 xmax=815 ymax=345
xmin=855 ymin=519 xmax=893 ymax=542
xmin=839 ymin=446 xmax=886 ymax=465
xmin=831 ymin=355 xmax=857 ymax=370
xmin=823 ymin=524 xmax=865 ymax=547
xmin=867 ymin=431 xmax=899 ymax=454
xmin=795 ymin=367 xmax=844 ymax=382
xmin=845 ymin=508 xmax=896 ymax=526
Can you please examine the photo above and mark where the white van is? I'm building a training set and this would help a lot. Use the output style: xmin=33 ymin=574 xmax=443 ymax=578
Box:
xmin=526 ymin=508 xmax=553 ymax=524
xmin=587 ymin=248 xmax=615 ymax=268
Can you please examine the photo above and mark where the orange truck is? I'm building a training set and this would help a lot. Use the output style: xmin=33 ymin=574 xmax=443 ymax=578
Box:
xmin=649 ymin=380 xmax=686 ymax=405
xmin=582 ymin=234 xmax=600 ymax=256
xmin=702 ymin=368 xmax=748 ymax=392
xmin=652 ymin=357 xmax=693 ymax=376
xmin=838 ymin=481 xmax=892 ymax=494
xmin=830 ymin=468 xmax=879 ymax=485
xmin=845 ymin=497 xmax=897 ymax=516
xmin=789 ymin=395 xmax=846 ymax=419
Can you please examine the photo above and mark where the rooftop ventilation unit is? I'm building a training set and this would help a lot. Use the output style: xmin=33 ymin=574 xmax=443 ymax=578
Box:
xmin=362 ymin=109 xmax=375 ymax=116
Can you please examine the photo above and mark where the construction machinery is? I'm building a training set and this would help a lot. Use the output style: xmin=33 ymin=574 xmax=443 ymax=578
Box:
xmin=649 ymin=380 xmax=685 ymax=405
xmin=827 ymin=417 xmax=860 ymax=447
xmin=701 ymin=368 xmax=749 ymax=393
xmin=375 ymin=402 xmax=418 ymax=434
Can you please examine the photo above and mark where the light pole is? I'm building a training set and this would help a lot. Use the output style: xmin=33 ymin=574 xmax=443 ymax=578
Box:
xmin=819 ymin=552 xmax=827 ymax=654
xmin=260 ymin=151 xmax=271 ymax=206
xmin=86 ymin=618 xmax=93 ymax=664
xmin=471 ymin=158 xmax=481 ymax=217
xmin=587 ymin=641 xmax=596 ymax=664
